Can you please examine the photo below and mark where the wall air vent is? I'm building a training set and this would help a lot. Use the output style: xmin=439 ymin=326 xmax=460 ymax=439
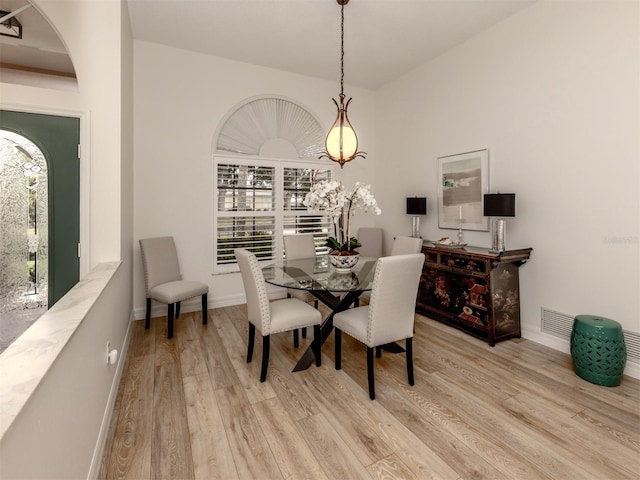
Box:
xmin=624 ymin=330 xmax=640 ymax=364
xmin=540 ymin=307 xmax=574 ymax=340
xmin=541 ymin=307 xmax=640 ymax=364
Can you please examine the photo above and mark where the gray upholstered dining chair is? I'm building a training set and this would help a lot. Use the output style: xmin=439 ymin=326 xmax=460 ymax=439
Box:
xmin=358 ymin=235 xmax=423 ymax=307
xmin=354 ymin=227 xmax=384 ymax=307
xmin=139 ymin=236 xmax=208 ymax=339
xmin=235 ymin=248 xmax=322 ymax=382
xmin=390 ymin=235 xmax=424 ymax=255
xmin=283 ymin=234 xmax=319 ymax=347
xmin=356 ymin=227 xmax=384 ymax=258
xmin=333 ymin=253 xmax=425 ymax=399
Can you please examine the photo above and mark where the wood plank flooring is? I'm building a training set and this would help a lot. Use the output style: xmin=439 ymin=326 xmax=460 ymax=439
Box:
xmin=99 ymin=304 xmax=640 ymax=479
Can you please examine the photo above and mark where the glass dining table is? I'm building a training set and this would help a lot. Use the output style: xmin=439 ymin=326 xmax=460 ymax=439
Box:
xmin=262 ymin=254 xmax=379 ymax=372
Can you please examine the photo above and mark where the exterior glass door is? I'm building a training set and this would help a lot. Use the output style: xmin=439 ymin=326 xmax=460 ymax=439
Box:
xmin=0 ymin=110 xmax=80 ymax=353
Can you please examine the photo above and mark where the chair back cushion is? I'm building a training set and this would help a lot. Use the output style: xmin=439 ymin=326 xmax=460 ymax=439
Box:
xmin=284 ymin=234 xmax=316 ymax=260
xmin=357 ymin=227 xmax=384 ymax=257
xmin=139 ymin=237 xmax=181 ymax=292
xmin=235 ymin=248 xmax=271 ymax=333
xmin=285 ymin=234 xmax=330 ymax=302
xmin=368 ymin=253 xmax=425 ymax=345
xmin=391 ymin=236 xmax=423 ymax=255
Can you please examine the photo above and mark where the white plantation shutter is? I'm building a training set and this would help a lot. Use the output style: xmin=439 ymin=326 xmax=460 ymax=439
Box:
xmin=216 ymin=162 xmax=276 ymax=265
xmin=214 ymin=157 xmax=332 ymax=271
xmin=283 ymin=167 xmax=332 ymax=255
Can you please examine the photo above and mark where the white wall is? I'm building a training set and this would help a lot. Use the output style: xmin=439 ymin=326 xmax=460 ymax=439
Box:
xmin=1 ymin=0 xmax=128 ymax=267
xmin=375 ymin=1 xmax=639 ymax=343
xmin=0 ymin=0 xmax=134 ymax=477
xmin=121 ymin=0 xmax=135 ymax=286
xmin=133 ymin=40 xmax=376 ymax=314
xmin=0 ymin=263 xmax=128 ymax=480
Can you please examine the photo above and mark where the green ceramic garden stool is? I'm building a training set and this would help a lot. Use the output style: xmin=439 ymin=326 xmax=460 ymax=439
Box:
xmin=570 ymin=315 xmax=626 ymax=386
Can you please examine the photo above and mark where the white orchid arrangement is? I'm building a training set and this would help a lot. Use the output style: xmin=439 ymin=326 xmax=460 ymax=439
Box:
xmin=303 ymin=180 xmax=381 ymax=253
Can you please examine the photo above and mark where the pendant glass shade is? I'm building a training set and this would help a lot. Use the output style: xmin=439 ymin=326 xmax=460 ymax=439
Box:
xmin=324 ymin=94 xmax=361 ymax=167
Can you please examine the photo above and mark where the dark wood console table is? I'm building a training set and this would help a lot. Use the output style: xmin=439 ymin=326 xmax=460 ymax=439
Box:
xmin=416 ymin=244 xmax=532 ymax=346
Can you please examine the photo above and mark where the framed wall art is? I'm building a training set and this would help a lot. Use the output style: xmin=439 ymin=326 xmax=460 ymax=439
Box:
xmin=437 ymin=149 xmax=489 ymax=231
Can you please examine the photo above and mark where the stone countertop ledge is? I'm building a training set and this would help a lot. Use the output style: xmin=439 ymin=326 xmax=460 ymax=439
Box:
xmin=0 ymin=262 xmax=121 ymax=441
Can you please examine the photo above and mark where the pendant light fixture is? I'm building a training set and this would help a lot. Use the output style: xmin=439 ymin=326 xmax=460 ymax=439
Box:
xmin=320 ymin=0 xmax=366 ymax=168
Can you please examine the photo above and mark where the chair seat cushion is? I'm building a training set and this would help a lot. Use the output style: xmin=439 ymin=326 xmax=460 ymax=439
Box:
xmin=334 ymin=306 xmax=370 ymax=345
xmin=148 ymin=280 xmax=208 ymax=304
xmin=269 ymin=298 xmax=321 ymax=334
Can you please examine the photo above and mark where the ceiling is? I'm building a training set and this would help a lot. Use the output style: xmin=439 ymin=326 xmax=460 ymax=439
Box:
xmin=0 ymin=0 xmax=73 ymax=75
xmin=126 ymin=0 xmax=536 ymax=90
xmin=1 ymin=0 xmax=536 ymax=89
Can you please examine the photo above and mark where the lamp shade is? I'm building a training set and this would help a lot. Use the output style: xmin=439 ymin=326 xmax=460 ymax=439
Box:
xmin=325 ymin=98 xmax=359 ymax=161
xmin=484 ymin=193 xmax=515 ymax=217
xmin=406 ymin=197 xmax=427 ymax=215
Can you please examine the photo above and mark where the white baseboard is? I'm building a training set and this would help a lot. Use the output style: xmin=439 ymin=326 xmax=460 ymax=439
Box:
xmin=133 ymin=294 xmax=245 ymax=321
xmin=132 ymin=287 xmax=288 ymax=321
xmin=87 ymin=312 xmax=134 ymax=480
xmin=522 ymin=325 xmax=640 ymax=381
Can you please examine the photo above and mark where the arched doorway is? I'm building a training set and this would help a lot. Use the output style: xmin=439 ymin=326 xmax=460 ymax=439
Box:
xmin=0 ymin=111 xmax=80 ymax=353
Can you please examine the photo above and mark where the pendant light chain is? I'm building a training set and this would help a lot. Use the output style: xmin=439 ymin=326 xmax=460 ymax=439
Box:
xmin=340 ymin=2 xmax=345 ymax=97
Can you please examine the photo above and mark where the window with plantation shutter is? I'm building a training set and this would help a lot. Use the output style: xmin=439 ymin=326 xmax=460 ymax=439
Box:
xmin=214 ymin=156 xmax=332 ymax=271
xmin=283 ymin=167 xmax=332 ymax=255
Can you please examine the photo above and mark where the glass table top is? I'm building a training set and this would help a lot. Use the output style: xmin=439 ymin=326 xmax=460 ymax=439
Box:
xmin=262 ymin=255 xmax=377 ymax=293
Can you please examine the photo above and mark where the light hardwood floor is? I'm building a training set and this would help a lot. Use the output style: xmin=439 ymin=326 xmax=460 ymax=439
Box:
xmin=100 ymin=304 xmax=640 ymax=479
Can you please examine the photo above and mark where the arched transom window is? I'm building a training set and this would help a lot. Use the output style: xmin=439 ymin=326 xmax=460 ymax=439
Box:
xmin=215 ymin=97 xmax=325 ymax=158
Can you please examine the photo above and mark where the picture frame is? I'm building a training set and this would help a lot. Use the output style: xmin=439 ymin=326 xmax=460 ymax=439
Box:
xmin=437 ymin=149 xmax=489 ymax=231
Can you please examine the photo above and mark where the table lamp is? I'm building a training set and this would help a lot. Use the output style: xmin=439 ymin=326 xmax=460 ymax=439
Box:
xmin=406 ymin=197 xmax=427 ymax=238
xmin=483 ymin=193 xmax=515 ymax=253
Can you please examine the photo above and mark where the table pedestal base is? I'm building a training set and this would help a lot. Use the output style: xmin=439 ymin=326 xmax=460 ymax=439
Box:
xmin=293 ymin=290 xmax=405 ymax=372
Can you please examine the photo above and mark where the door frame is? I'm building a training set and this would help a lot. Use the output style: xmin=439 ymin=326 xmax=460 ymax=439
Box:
xmin=1 ymin=102 xmax=91 ymax=279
